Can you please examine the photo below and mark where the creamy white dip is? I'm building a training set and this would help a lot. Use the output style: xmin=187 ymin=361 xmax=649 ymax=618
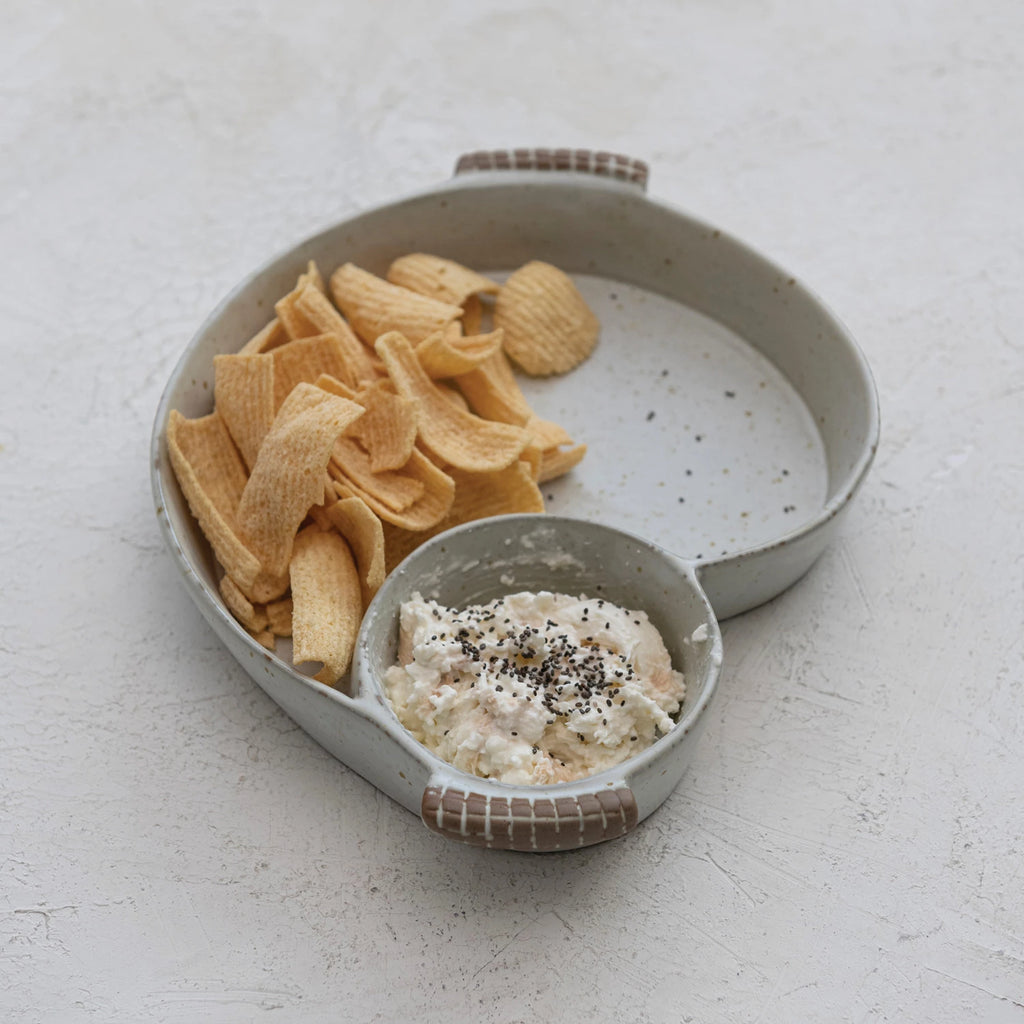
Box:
xmin=383 ymin=591 xmax=686 ymax=784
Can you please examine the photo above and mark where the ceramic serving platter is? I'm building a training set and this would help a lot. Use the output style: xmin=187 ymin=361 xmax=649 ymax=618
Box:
xmin=151 ymin=148 xmax=879 ymax=851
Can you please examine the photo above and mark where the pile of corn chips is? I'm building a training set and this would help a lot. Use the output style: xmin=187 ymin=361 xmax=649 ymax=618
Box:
xmin=167 ymin=255 xmax=598 ymax=687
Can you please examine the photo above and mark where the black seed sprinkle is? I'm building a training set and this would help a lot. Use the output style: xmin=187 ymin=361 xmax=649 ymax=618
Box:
xmin=646 ymin=411 xmax=656 ymax=421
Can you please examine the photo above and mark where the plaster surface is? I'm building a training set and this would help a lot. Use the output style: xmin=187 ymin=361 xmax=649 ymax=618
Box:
xmin=2 ymin=3 xmax=1022 ymax=1021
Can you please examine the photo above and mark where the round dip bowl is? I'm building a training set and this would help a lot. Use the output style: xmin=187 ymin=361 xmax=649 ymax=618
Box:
xmin=352 ymin=514 xmax=723 ymax=852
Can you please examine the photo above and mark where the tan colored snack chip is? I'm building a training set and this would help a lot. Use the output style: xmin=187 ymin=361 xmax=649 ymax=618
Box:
xmin=320 ymin=495 xmax=386 ymax=607
xmin=386 ymin=253 xmax=499 ymax=306
xmin=525 ymin=415 xmax=573 ymax=450
xmin=294 ymin=282 xmax=379 ymax=383
xmin=518 ymin=443 xmax=543 ymax=482
xmin=236 ymin=383 xmax=364 ymax=594
xmin=265 ymin=596 xmax=293 ymax=637
xmin=375 ymin=331 xmax=529 ymax=472
xmin=313 ymin=372 xmax=358 ymax=402
xmin=272 ymin=333 xmax=357 ymax=408
xmin=239 ymin=317 xmax=288 ymax=356
xmin=330 ymin=263 xmax=462 ymax=346
xmin=219 ymin=573 xmax=269 ymax=634
xmin=298 ymin=260 xmax=325 ymax=294
xmin=436 ymin=380 xmax=470 ymax=413
xmin=332 ymin=448 xmax=455 ymax=532
xmin=331 ymin=436 xmax=425 ymax=512
xmin=461 ymin=294 xmax=484 ymax=336
xmin=165 ymin=409 xmax=264 ymax=598
xmin=415 ymin=327 xmax=504 ymax=379
xmin=453 ymin=349 xmax=533 ymax=426
xmin=495 ymin=260 xmax=599 ymax=376
xmin=539 ymin=443 xmax=587 ymax=483
xmin=251 ymin=629 xmax=277 ymax=651
xmin=348 ymin=381 xmax=418 ymax=472
xmin=289 ymin=524 xmax=362 ymax=687
xmin=382 ymin=461 xmax=544 ymax=573
xmin=214 ymin=352 xmax=276 ymax=470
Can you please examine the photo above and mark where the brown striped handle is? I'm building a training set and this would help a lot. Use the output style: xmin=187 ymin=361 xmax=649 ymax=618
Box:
xmin=421 ymin=784 xmax=639 ymax=852
xmin=454 ymin=148 xmax=649 ymax=191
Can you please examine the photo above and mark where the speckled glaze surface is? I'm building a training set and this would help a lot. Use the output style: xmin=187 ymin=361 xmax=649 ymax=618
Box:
xmin=151 ymin=156 xmax=877 ymax=850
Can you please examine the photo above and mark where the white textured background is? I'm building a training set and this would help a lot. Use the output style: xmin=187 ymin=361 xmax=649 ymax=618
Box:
xmin=3 ymin=2 xmax=1023 ymax=1022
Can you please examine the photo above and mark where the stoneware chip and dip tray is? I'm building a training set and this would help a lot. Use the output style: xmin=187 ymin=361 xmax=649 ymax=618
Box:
xmin=151 ymin=148 xmax=879 ymax=853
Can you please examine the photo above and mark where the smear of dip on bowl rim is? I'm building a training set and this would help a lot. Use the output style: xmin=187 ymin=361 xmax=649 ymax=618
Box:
xmin=383 ymin=590 xmax=686 ymax=785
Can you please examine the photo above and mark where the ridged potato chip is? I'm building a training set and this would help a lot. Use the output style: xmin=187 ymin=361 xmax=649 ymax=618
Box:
xmin=319 ymin=495 xmax=386 ymax=607
xmin=272 ymin=334 xmax=357 ymax=408
xmin=415 ymin=328 xmax=504 ymax=379
xmin=214 ymin=352 xmax=275 ymax=470
xmin=330 ymin=436 xmax=425 ymax=513
xmin=453 ymin=349 xmax=532 ymax=426
xmin=219 ymin=573 xmax=268 ymax=635
xmin=332 ymin=448 xmax=455 ymax=532
xmin=348 ymin=381 xmax=418 ymax=472
xmin=382 ymin=460 xmax=544 ymax=573
xmin=237 ymin=383 xmax=364 ymax=595
xmin=298 ymin=259 xmax=325 ymax=294
xmin=539 ymin=443 xmax=587 ymax=483
xmin=290 ymin=524 xmax=362 ymax=687
xmin=331 ymin=263 xmax=462 ymax=346
xmin=265 ymin=596 xmax=293 ymax=637
xmin=166 ymin=409 xmax=264 ymax=598
xmin=386 ymin=253 xmax=499 ymax=306
xmin=294 ymin=283 xmax=379 ymax=383
xmin=312 ymin=372 xmax=357 ymax=402
xmin=239 ymin=317 xmax=288 ymax=356
xmin=495 ymin=260 xmax=599 ymax=375
xmin=375 ymin=331 xmax=529 ymax=472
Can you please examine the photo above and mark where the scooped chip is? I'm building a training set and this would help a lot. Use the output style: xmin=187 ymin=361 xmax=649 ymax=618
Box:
xmin=415 ymin=327 xmax=504 ymax=378
xmin=495 ymin=260 xmax=599 ymax=376
xmin=330 ymin=263 xmax=462 ymax=346
xmin=165 ymin=409 xmax=264 ymax=598
xmin=382 ymin=460 xmax=544 ymax=573
xmin=386 ymin=253 xmax=499 ymax=306
xmin=330 ymin=436 xmax=425 ymax=513
xmin=214 ymin=352 xmax=275 ymax=470
xmin=319 ymin=494 xmax=386 ymax=606
xmin=272 ymin=334 xmax=357 ymax=408
xmin=236 ymin=383 xmax=364 ymax=595
xmin=375 ymin=331 xmax=529 ymax=472
xmin=453 ymin=349 xmax=532 ymax=426
xmin=289 ymin=524 xmax=362 ymax=687
xmin=348 ymin=381 xmax=418 ymax=472
xmin=332 ymin=448 xmax=455 ymax=532
xmin=239 ymin=317 xmax=288 ymax=356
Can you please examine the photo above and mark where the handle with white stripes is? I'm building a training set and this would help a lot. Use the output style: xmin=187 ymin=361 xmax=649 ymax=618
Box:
xmin=421 ymin=783 xmax=639 ymax=852
xmin=454 ymin=148 xmax=649 ymax=191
